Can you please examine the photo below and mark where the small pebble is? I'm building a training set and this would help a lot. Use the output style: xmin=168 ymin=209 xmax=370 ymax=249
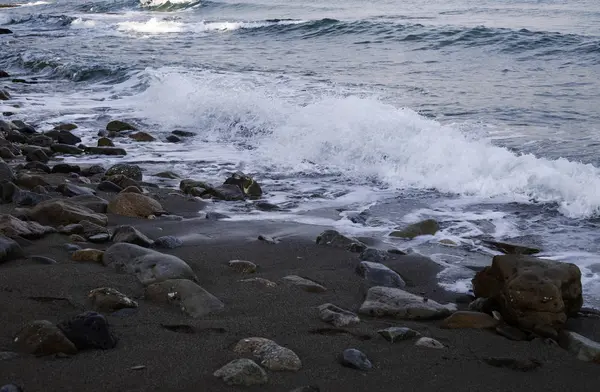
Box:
xmin=340 ymin=348 xmax=372 ymax=371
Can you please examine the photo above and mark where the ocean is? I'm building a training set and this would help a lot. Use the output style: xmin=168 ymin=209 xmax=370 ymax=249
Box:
xmin=1 ymin=0 xmax=600 ymax=305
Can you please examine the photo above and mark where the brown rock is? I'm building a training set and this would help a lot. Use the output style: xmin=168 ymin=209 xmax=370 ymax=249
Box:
xmin=29 ymin=200 xmax=108 ymax=227
xmin=103 ymin=174 xmax=138 ymax=189
xmin=228 ymin=260 xmax=257 ymax=273
xmin=129 ymin=132 xmax=156 ymax=142
xmin=72 ymin=249 xmax=104 ymax=263
xmin=472 ymin=255 xmax=582 ymax=337
xmin=69 ymin=234 xmax=87 ymax=243
xmin=13 ymin=320 xmax=77 ymax=356
xmin=97 ymin=137 xmax=114 ymax=147
xmin=88 ymin=287 xmax=138 ymax=312
xmin=107 ymin=192 xmax=165 ymax=218
xmin=441 ymin=311 xmax=499 ymax=329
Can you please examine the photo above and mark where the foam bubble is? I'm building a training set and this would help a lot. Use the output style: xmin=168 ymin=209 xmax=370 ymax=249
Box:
xmin=117 ymin=17 xmax=183 ymax=33
xmin=71 ymin=18 xmax=97 ymax=29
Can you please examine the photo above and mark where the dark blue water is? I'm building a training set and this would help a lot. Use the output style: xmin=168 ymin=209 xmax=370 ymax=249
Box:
xmin=2 ymin=0 xmax=600 ymax=304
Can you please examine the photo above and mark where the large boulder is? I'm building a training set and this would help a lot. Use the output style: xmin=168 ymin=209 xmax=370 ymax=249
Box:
xmin=107 ymin=192 xmax=165 ymax=218
xmin=472 ymin=255 xmax=582 ymax=337
xmin=103 ymin=243 xmax=197 ymax=285
xmin=389 ymin=219 xmax=439 ymax=239
xmin=145 ymin=279 xmax=224 ymax=318
xmin=105 ymin=164 xmax=142 ymax=181
xmin=28 ymin=199 xmax=107 ymax=226
xmin=223 ymin=171 xmax=263 ymax=199
xmin=358 ymin=286 xmax=456 ymax=320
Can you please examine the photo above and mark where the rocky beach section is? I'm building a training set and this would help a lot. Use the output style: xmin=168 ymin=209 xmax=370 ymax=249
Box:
xmin=1 ymin=72 xmax=600 ymax=391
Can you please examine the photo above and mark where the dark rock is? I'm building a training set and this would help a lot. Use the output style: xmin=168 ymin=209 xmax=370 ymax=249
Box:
xmin=50 ymin=143 xmax=84 ymax=155
xmin=166 ymin=135 xmax=181 ymax=143
xmin=153 ymin=235 xmax=183 ymax=249
xmin=103 ymin=243 xmax=197 ymax=285
xmin=0 ymin=235 xmax=23 ymax=263
xmin=98 ymin=181 xmax=123 ymax=193
xmin=72 ymin=248 xmax=104 ymax=263
xmin=206 ymin=212 xmax=230 ymax=221
xmin=0 ymin=90 xmax=10 ymax=100
xmin=65 ymin=243 xmax=81 ymax=252
xmin=228 ymin=259 xmax=257 ymax=273
xmin=97 ymin=137 xmax=114 ymax=147
xmin=59 ymin=223 xmax=84 ymax=235
xmin=154 ymin=171 xmax=179 ymax=179
xmin=389 ymin=219 xmax=439 ymax=239
xmin=318 ymin=303 xmax=360 ymax=327
xmin=106 ymin=120 xmax=136 ymax=132
xmin=69 ymin=194 xmax=109 ymax=213
xmin=106 ymin=164 xmax=142 ymax=181
xmin=25 ymin=148 xmax=49 ymax=163
xmin=5 ymin=130 xmax=26 ymax=143
xmin=88 ymin=287 xmax=138 ymax=312
xmin=483 ymin=357 xmax=541 ymax=372
xmin=15 ymin=173 xmax=48 ymax=189
xmin=0 ymin=28 xmax=13 ymax=35
xmin=120 ymin=185 xmax=142 ymax=194
xmin=29 ymin=134 xmax=53 ymax=147
xmin=214 ymin=358 xmax=268 ymax=386
xmin=12 ymin=120 xmax=36 ymax=134
xmin=172 ymin=130 xmax=195 ymax=137
xmin=359 ymin=248 xmax=388 ymax=263
xmin=415 ymin=337 xmax=445 ymax=349
xmin=53 ymin=123 xmax=78 ymax=131
xmin=223 ymin=171 xmax=262 ymax=199
xmin=129 ymin=131 xmax=155 ymax=142
xmin=24 ymin=161 xmax=50 ymax=173
xmin=103 ymin=174 xmax=138 ymax=189
xmin=89 ymin=234 xmax=110 ymax=243
xmin=0 ymin=162 xmax=15 ymax=183
xmin=359 ymin=286 xmax=456 ymax=320
xmin=80 ymin=219 xmax=109 ymax=238
xmin=180 ymin=178 xmax=213 ymax=194
xmin=315 ymin=230 xmax=366 ymax=253
xmin=0 ymin=215 xmax=55 ymax=239
xmin=80 ymin=165 xmax=105 ymax=177
xmin=29 ymin=199 xmax=107 ymax=226
xmin=558 ymin=330 xmax=600 ymax=362
xmin=258 ymin=234 xmax=278 ymax=244
xmin=13 ymin=320 xmax=77 ymax=356
xmin=52 ymin=163 xmax=80 ymax=174
xmin=340 ymin=348 xmax=372 ymax=371
xmin=254 ymin=202 xmax=280 ymax=211
xmin=112 ymin=225 xmax=153 ymax=247
xmin=209 ymin=184 xmax=245 ymax=201
xmin=0 ymin=181 xmax=17 ymax=203
xmin=108 ymin=192 xmax=164 ymax=218
xmin=0 ymin=70 xmax=9 ymax=78
xmin=85 ymin=146 xmax=127 ymax=156
xmin=472 ymin=254 xmax=583 ymax=337
xmin=289 ymin=387 xmax=320 ymax=392
xmin=146 ymin=278 xmax=224 ymax=317
xmin=13 ymin=189 xmax=51 ymax=207
xmin=482 ymin=239 xmax=541 ymax=255
xmin=28 ymin=255 xmax=57 ymax=265
xmin=0 ymin=147 xmax=15 ymax=159
xmin=57 ymin=183 xmax=95 ymax=197
xmin=378 ymin=327 xmax=421 ymax=342
xmin=356 ymin=261 xmax=406 ymax=288
xmin=496 ymin=324 xmax=529 ymax=341
xmin=57 ymin=311 xmax=117 ymax=350
xmin=46 ymin=130 xmax=81 ymax=145
xmin=0 ymin=351 xmax=19 ymax=361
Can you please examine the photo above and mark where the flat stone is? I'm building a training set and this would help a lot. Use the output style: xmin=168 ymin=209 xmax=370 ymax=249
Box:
xmin=482 ymin=240 xmax=541 ymax=255
xmin=440 ymin=311 xmax=499 ymax=329
xmin=56 ymin=183 xmax=95 ymax=197
xmin=559 ymin=330 xmax=600 ymax=362
xmin=378 ymin=327 xmax=421 ymax=342
xmin=72 ymin=249 xmax=104 ymax=263
xmin=70 ymin=234 xmax=87 ymax=242
xmin=154 ymin=171 xmax=179 ymax=179
xmin=80 ymin=219 xmax=109 ymax=238
xmin=50 ymin=143 xmax=83 ymax=155
xmin=152 ymin=236 xmax=183 ymax=249
xmin=0 ymin=215 xmax=55 ymax=239
xmin=234 ymin=337 xmax=302 ymax=371
xmin=15 ymin=173 xmax=49 ymax=189
xmin=318 ymin=303 xmax=360 ymax=327
xmin=88 ymin=233 xmax=110 ymax=243
xmin=107 ymin=192 xmax=165 ymax=218
xmin=29 ymin=199 xmax=107 ymax=226
xmin=13 ymin=320 xmax=77 ymax=356
xmin=359 ymin=287 xmax=456 ymax=320
xmin=228 ymin=259 xmax=257 ymax=273
xmin=172 ymin=130 xmax=195 ymax=137
xmin=53 ymin=123 xmax=78 ymax=131
xmin=103 ymin=174 xmax=138 ymax=189
xmin=340 ymin=348 xmax=372 ymax=371
xmin=88 ymin=287 xmax=138 ymax=312
xmin=356 ymin=261 xmax=406 ymax=288
xmin=389 ymin=219 xmax=439 ymax=239
xmin=145 ymin=279 xmax=224 ymax=318
xmin=214 ymin=359 xmax=268 ymax=386
xmin=415 ymin=337 xmax=445 ymax=349
xmin=58 ymin=223 xmax=83 ymax=236
xmin=239 ymin=277 xmax=277 ymax=287
xmin=57 ymin=311 xmax=117 ymax=350
xmin=104 ymin=243 xmax=196 ymax=285
xmin=283 ymin=275 xmax=327 ymax=292
xmin=28 ymin=255 xmax=57 ymax=265
xmin=112 ymin=225 xmax=154 ymax=247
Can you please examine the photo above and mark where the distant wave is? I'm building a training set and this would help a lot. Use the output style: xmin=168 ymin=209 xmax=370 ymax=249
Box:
xmin=139 ymin=0 xmax=201 ymax=10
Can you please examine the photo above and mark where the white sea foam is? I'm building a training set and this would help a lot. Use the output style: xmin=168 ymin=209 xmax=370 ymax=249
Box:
xmin=140 ymin=0 xmax=196 ymax=7
xmin=70 ymin=18 xmax=97 ymax=29
xmin=117 ymin=18 xmax=184 ymax=33
xmin=21 ymin=1 xmax=51 ymax=6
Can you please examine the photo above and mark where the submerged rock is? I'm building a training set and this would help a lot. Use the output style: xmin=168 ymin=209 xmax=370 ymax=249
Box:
xmin=106 ymin=120 xmax=136 ymax=132
xmin=482 ymin=239 xmax=541 ymax=255
xmin=84 ymin=146 xmax=127 ymax=156
xmin=483 ymin=357 xmax=542 ymax=372
xmin=145 ymin=279 xmax=224 ymax=318
xmin=234 ymin=337 xmax=302 ymax=371
xmin=389 ymin=219 xmax=439 ymax=239
xmin=315 ymin=229 xmax=366 ymax=253
xmin=129 ymin=131 xmax=156 ymax=142
xmin=0 ymin=235 xmax=23 ymax=263
xmin=214 ymin=359 xmax=268 ymax=386
xmin=318 ymin=303 xmax=360 ymax=327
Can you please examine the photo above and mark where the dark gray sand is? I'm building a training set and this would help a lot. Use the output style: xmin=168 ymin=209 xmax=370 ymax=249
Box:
xmin=1 ymin=209 xmax=600 ymax=392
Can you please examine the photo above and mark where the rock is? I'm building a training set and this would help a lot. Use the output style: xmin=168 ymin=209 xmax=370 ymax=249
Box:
xmin=496 ymin=324 xmax=529 ymax=341
xmin=439 ymin=239 xmax=458 ymax=246
xmin=29 ymin=134 xmax=53 ymax=147
xmin=0 ymin=351 xmax=19 ymax=361
xmin=283 ymin=275 xmax=327 ymax=292
xmin=378 ymin=326 xmax=421 ymax=342
xmin=81 ymin=165 xmax=105 ymax=177
xmin=289 ymin=387 xmax=320 ymax=392
xmin=0 ymin=162 xmax=15 ymax=183
xmin=51 ymin=163 xmax=81 ymax=174
xmin=72 ymin=249 xmax=104 ymax=263
xmin=559 ymin=330 xmax=600 ymax=362
xmin=208 ymin=184 xmax=245 ymax=201
xmin=239 ymin=277 xmax=277 ymax=287
xmin=97 ymin=137 xmax=114 ymax=147
xmin=106 ymin=120 xmax=136 ymax=132
xmin=316 ymin=230 xmax=366 ymax=253
xmin=441 ymin=311 xmax=499 ymax=329
xmin=154 ymin=171 xmax=179 ymax=179
xmin=112 ymin=225 xmax=154 ymax=247
xmin=223 ymin=171 xmax=262 ymax=199
xmin=257 ymin=234 xmax=278 ymax=244
xmin=60 ymin=224 xmax=83 ymax=235
xmin=359 ymin=248 xmax=388 ymax=263
xmin=57 ymin=183 xmax=95 ymax=197
xmin=0 ymin=215 xmax=55 ymax=239
xmin=23 ymin=161 xmax=50 ymax=173
xmin=152 ymin=235 xmax=183 ymax=249
xmin=0 ymin=28 xmax=13 ymax=35
xmin=0 ymin=235 xmax=23 ymax=263
xmin=70 ymin=234 xmax=86 ymax=242
xmin=57 ymin=311 xmax=117 ymax=350
xmin=0 ymin=384 xmax=22 ymax=392
xmin=15 ymin=173 xmax=49 ymax=189
xmin=234 ymin=337 xmax=302 ymax=371
xmin=0 ymin=181 xmax=18 ymax=203
xmin=472 ymin=254 xmax=583 ymax=337
xmin=318 ymin=303 xmax=360 ymax=327
xmin=0 ymin=89 xmax=10 ymax=100
xmin=5 ymin=130 xmax=26 ymax=143
xmin=228 ymin=259 xmax=257 ymax=273
xmin=172 ymin=130 xmax=195 ymax=137
xmin=53 ymin=123 xmax=78 ymax=131
xmin=358 ymin=286 xmax=456 ymax=320
xmin=13 ymin=320 xmax=77 ymax=356
xmin=29 ymin=199 xmax=107 ymax=226
xmin=129 ymin=131 xmax=156 ymax=142
xmin=103 ymin=174 xmax=138 ymax=189
xmin=180 ymin=179 xmax=213 ymax=194
xmin=25 ymin=148 xmax=49 ymax=163
xmin=166 ymin=135 xmax=181 ymax=143
xmin=98 ymin=181 xmax=123 ymax=193
xmin=0 ymin=147 xmax=15 ymax=160
xmin=482 ymin=240 xmax=540 ymax=255
xmin=106 ymin=164 xmax=143 ymax=181
xmin=50 ymin=143 xmax=83 ymax=155
xmin=340 ymin=348 xmax=372 ymax=371
xmin=46 ymin=130 xmax=81 ymax=145
xmin=415 ymin=337 xmax=445 ymax=349
xmin=145 ymin=279 xmax=224 ymax=317
xmin=103 ymin=243 xmax=197 ymax=285
xmin=85 ymin=146 xmax=127 ymax=156
xmin=468 ymin=297 xmax=494 ymax=313
xmin=0 ymin=70 xmax=9 ymax=78
xmin=108 ymin=192 xmax=164 ymax=218
xmin=389 ymin=219 xmax=439 ymax=239
xmin=69 ymin=195 xmax=109 ymax=213
xmin=88 ymin=287 xmax=138 ymax=312
xmin=88 ymin=233 xmax=110 ymax=243
xmin=213 ymin=359 xmax=268 ymax=386
xmin=28 ymin=255 xmax=57 ymax=265
xmin=483 ymin=357 xmax=542 ymax=371
xmin=356 ymin=261 xmax=406 ymax=288
xmin=120 ymin=185 xmax=142 ymax=194
xmin=254 ymin=202 xmax=280 ymax=211
xmin=79 ymin=220 xmax=109 ymax=238
xmin=12 ymin=189 xmax=51 ymax=207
